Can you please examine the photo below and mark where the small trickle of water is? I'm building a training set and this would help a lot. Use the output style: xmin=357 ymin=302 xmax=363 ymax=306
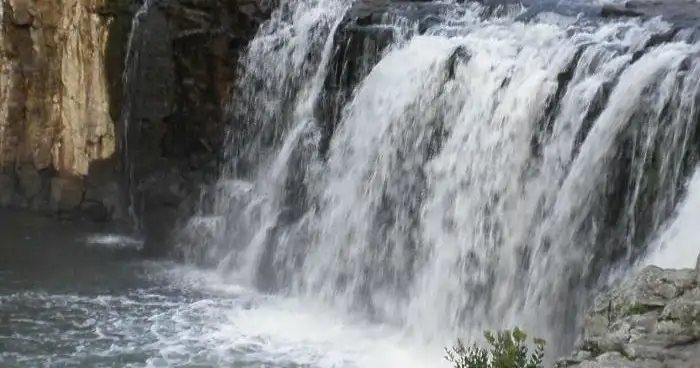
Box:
xmin=119 ymin=0 xmax=155 ymax=233
xmin=0 ymin=1 xmax=10 ymax=171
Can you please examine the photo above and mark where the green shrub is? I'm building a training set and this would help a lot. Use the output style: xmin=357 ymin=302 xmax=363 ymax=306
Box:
xmin=445 ymin=327 xmax=546 ymax=368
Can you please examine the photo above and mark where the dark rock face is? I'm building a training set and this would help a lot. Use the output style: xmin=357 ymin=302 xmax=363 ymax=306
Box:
xmin=112 ymin=0 xmax=265 ymax=252
xmin=157 ymin=0 xmax=262 ymax=158
xmin=556 ymin=260 xmax=700 ymax=368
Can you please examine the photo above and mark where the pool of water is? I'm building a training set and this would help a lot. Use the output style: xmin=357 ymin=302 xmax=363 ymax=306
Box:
xmin=0 ymin=211 xmax=442 ymax=368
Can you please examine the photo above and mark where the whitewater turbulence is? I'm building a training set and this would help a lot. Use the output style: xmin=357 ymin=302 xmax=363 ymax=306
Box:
xmin=179 ymin=0 xmax=700 ymax=360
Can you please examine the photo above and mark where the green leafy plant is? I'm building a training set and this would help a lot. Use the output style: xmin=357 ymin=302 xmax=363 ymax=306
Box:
xmin=445 ymin=327 xmax=546 ymax=368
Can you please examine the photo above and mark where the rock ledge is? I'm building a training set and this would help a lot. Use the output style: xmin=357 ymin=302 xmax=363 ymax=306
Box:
xmin=557 ymin=254 xmax=700 ymax=368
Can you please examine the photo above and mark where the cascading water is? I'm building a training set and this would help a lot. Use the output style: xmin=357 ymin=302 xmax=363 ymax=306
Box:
xmin=119 ymin=0 xmax=155 ymax=234
xmin=0 ymin=1 xmax=9 ymax=171
xmin=180 ymin=0 xmax=700 ymax=361
xmin=643 ymin=167 xmax=700 ymax=270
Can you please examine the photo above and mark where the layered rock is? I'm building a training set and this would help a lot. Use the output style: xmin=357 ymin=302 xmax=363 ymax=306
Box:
xmin=557 ymin=256 xmax=700 ymax=368
xmin=0 ymin=0 xmax=119 ymax=218
xmin=0 ymin=0 xmax=264 ymax=235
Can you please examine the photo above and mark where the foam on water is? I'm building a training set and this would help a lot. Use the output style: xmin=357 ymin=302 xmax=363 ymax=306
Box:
xmin=85 ymin=234 xmax=145 ymax=250
xmin=162 ymin=266 xmax=446 ymax=368
xmin=2 ymin=261 xmax=443 ymax=367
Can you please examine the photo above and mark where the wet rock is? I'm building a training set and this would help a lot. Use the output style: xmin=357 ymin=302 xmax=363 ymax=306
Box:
xmin=79 ymin=200 xmax=112 ymax=223
xmin=16 ymin=164 xmax=43 ymax=199
xmin=600 ymin=5 xmax=643 ymax=18
xmin=556 ymin=260 xmax=700 ymax=368
xmin=0 ymin=172 xmax=15 ymax=206
xmin=49 ymin=176 xmax=84 ymax=212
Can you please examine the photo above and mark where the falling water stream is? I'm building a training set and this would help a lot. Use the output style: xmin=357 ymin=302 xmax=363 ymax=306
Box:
xmin=183 ymin=0 xmax=700 ymax=356
xmin=119 ymin=0 xmax=155 ymax=234
xmin=3 ymin=0 xmax=700 ymax=366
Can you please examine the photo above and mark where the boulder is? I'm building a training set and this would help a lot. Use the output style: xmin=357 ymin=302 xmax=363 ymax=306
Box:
xmin=556 ymin=261 xmax=700 ymax=367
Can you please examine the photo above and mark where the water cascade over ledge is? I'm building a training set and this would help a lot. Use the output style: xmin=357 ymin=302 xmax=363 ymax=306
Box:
xmin=178 ymin=0 xmax=700 ymax=358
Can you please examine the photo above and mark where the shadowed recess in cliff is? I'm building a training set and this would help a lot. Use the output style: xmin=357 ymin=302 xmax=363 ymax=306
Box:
xmin=178 ymin=0 xmax=700 ymax=362
xmin=108 ymin=0 xmax=264 ymax=251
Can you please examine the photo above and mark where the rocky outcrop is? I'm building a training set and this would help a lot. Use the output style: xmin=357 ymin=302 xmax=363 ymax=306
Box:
xmin=0 ymin=0 xmax=264 ymax=237
xmin=0 ymin=0 xmax=120 ymax=219
xmin=557 ymin=256 xmax=700 ymax=368
xmin=119 ymin=0 xmax=263 ymax=252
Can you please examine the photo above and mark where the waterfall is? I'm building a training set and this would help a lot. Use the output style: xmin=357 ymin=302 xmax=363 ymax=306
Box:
xmin=180 ymin=0 xmax=700 ymax=359
xmin=643 ymin=167 xmax=700 ymax=270
xmin=119 ymin=0 xmax=155 ymax=233
xmin=0 ymin=1 xmax=7 ymax=169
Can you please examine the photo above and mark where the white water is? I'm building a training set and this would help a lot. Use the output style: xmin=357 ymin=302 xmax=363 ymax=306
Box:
xmin=180 ymin=0 xmax=700 ymax=364
xmin=85 ymin=234 xmax=145 ymax=250
xmin=1 ymin=256 xmax=445 ymax=368
xmin=644 ymin=168 xmax=700 ymax=269
xmin=163 ymin=267 xmax=446 ymax=368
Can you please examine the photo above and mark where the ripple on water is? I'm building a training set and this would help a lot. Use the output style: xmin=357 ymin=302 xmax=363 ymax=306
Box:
xmin=1 ymin=263 xmax=443 ymax=368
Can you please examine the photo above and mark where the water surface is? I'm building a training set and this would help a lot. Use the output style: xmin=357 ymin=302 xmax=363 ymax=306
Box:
xmin=0 ymin=211 xmax=439 ymax=368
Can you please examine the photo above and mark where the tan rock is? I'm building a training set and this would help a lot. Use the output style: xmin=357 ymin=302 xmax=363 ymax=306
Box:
xmin=0 ymin=0 xmax=250 ymax=220
xmin=0 ymin=0 xmax=116 ymax=210
xmin=8 ymin=0 xmax=33 ymax=26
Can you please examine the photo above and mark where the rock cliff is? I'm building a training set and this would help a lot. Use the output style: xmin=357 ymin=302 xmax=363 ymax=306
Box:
xmin=0 ymin=0 xmax=118 ymax=216
xmin=0 ymin=0 xmax=263 ymax=235
xmin=557 ymin=253 xmax=700 ymax=368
